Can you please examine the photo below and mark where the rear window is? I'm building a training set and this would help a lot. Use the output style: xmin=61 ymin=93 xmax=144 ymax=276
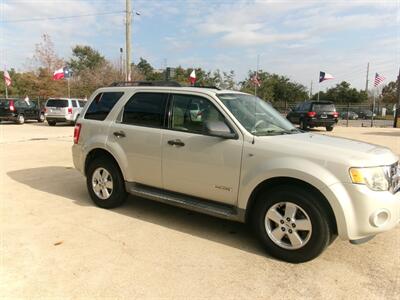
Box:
xmin=46 ymin=99 xmax=69 ymax=107
xmin=312 ymin=103 xmax=335 ymax=112
xmin=85 ymin=92 xmax=124 ymax=121
xmin=78 ymin=101 xmax=86 ymax=107
xmin=0 ymin=100 xmax=11 ymax=107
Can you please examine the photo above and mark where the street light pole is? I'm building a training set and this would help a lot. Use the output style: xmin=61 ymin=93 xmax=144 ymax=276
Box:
xmin=125 ymin=0 xmax=132 ymax=82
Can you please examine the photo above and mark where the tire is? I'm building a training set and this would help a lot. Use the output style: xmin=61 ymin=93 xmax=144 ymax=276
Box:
xmin=38 ymin=113 xmax=45 ymax=123
xmin=47 ymin=120 xmax=56 ymax=126
xmin=16 ymin=114 xmax=25 ymax=124
xmin=252 ymin=185 xmax=332 ymax=263
xmin=300 ymin=119 xmax=307 ymax=130
xmin=86 ymin=157 xmax=127 ymax=209
xmin=326 ymin=126 xmax=334 ymax=132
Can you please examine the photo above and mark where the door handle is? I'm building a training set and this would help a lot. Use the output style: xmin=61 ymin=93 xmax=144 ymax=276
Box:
xmin=113 ymin=131 xmax=126 ymax=138
xmin=167 ymin=139 xmax=185 ymax=147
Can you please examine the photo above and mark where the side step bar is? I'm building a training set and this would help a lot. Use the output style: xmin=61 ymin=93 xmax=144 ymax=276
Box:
xmin=125 ymin=182 xmax=244 ymax=222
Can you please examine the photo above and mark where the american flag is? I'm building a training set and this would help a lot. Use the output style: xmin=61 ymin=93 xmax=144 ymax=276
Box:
xmin=374 ymin=73 xmax=385 ymax=87
xmin=4 ymin=69 xmax=11 ymax=86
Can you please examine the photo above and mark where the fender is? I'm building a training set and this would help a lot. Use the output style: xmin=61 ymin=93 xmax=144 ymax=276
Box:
xmin=238 ymin=157 xmax=350 ymax=238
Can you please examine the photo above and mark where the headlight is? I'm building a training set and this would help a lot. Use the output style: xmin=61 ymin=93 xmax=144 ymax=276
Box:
xmin=349 ymin=167 xmax=390 ymax=191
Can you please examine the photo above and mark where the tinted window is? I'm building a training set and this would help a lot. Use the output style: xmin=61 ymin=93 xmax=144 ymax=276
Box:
xmin=72 ymin=100 xmax=78 ymax=107
xmin=78 ymin=101 xmax=86 ymax=107
xmin=85 ymin=92 xmax=124 ymax=121
xmin=170 ymin=94 xmax=226 ymax=134
xmin=312 ymin=103 xmax=336 ymax=112
xmin=122 ymin=93 xmax=168 ymax=127
xmin=0 ymin=100 xmax=11 ymax=107
xmin=15 ymin=100 xmax=28 ymax=108
xmin=46 ymin=99 xmax=69 ymax=107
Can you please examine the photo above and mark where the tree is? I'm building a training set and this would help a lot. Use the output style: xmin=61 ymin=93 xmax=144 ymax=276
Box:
xmin=32 ymin=34 xmax=63 ymax=73
xmin=68 ymin=45 xmax=106 ymax=74
xmin=381 ymin=81 xmax=397 ymax=103
xmin=312 ymin=81 xmax=367 ymax=103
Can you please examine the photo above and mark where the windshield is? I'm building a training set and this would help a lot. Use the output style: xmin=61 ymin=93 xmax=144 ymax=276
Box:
xmin=217 ymin=93 xmax=298 ymax=136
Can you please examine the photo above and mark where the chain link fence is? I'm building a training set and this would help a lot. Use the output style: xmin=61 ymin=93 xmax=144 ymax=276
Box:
xmin=272 ymin=101 xmax=395 ymax=128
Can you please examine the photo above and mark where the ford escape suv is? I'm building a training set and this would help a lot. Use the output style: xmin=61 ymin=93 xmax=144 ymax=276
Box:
xmin=72 ymin=82 xmax=400 ymax=263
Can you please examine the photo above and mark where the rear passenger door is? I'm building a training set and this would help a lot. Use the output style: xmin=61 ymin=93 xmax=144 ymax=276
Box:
xmin=108 ymin=92 xmax=168 ymax=188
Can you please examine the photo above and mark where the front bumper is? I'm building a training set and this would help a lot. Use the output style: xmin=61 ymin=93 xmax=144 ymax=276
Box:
xmin=328 ymin=182 xmax=400 ymax=240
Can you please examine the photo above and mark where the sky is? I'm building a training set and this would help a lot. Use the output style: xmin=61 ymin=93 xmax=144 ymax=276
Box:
xmin=0 ymin=0 xmax=399 ymax=92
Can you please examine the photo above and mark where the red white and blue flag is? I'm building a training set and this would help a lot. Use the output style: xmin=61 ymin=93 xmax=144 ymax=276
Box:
xmin=319 ymin=71 xmax=334 ymax=83
xmin=4 ymin=69 xmax=11 ymax=86
xmin=189 ymin=69 xmax=196 ymax=85
xmin=251 ymin=73 xmax=261 ymax=87
xmin=53 ymin=67 xmax=72 ymax=80
xmin=374 ymin=73 xmax=385 ymax=87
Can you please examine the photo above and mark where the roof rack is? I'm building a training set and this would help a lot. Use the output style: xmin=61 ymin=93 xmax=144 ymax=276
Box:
xmin=110 ymin=81 xmax=181 ymax=87
xmin=191 ymin=85 xmax=221 ymax=90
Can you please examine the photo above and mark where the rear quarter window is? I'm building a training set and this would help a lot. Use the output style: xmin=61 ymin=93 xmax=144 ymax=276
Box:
xmin=85 ymin=92 xmax=124 ymax=121
xmin=46 ymin=99 xmax=69 ymax=107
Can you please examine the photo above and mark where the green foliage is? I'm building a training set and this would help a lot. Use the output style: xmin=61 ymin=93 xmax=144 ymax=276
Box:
xmin=381 ymin=81 xmax=397 ymax=103
xmin=68 ymin=45 xmax=106 ymax=74
xmin=312 ymin=81 xmax=367 ymax=103
xmin=240 ymin=71 xmax=308 ymax=103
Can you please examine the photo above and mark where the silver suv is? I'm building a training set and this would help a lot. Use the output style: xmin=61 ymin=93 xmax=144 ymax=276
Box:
xmin=72 ymin=82 xmax=400 ymax=263
xmin=45 ymin=98 xmax=86 ymax=126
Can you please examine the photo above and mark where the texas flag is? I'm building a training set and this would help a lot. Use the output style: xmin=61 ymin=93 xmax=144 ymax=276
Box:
xmin=189 ymin=69 xmax=196 ymax=85
xmin=53 ymin=67 xmax=72 ymax=80
xmin=319 ymin=71 xmax=334 ymax=83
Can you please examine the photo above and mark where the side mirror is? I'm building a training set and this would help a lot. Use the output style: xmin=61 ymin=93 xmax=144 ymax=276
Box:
xmin=204 ymin=121 xmax=236 ymax=139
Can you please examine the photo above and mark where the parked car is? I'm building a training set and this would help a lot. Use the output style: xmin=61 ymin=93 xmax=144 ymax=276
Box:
xmin=340 ymin=111 xmax=358 ymax=120
xmin=72 ymin=82 xmax=400 ymax=263
xmin=0 ymin=98 xmax=45 ymax=124
xmin=286 ymin=101 xmax=338 ymax=131
xmin=45 ymin=98 xmax=86 ymax=126
xmin=358 ymin=110 xmax=376 ymax=119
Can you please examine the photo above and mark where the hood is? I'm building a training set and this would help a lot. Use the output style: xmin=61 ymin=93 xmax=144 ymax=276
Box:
xmin=254 ymin=132 xmax=398 ymax=167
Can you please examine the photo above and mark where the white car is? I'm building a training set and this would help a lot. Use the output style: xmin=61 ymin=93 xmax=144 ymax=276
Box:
xmin=72 ymin=82 xmax=400 ymax=263
xmin=45 ymin=98 xmax=87 ymax=126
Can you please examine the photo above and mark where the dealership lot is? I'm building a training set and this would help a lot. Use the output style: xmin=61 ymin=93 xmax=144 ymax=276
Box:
xmin=1 ymin=123 xmax=399 ymax=299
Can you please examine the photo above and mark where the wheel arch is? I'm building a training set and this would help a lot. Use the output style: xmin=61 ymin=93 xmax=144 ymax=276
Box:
xmin=84 ymin=148 xmax=124 ymax=180
xmin=245 ymin=177 xmax=338 ymax=235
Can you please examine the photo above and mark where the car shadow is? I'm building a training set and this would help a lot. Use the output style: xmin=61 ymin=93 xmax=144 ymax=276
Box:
xmin=7 ymin=166 xmax=267 ymax=258
xmin=363 ymin=131 xmax=400 ymax=137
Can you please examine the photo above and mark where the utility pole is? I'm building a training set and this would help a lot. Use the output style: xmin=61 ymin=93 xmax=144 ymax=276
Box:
xmin=365 ymin=62 xmax=369 ymax=93
xmin=309 ymin=81 xmax=313 ymax=99
xmin=394 ymin=67 xmax=400 ymax=128
xmin=255 ymin=54 xmax=260 ymax=97
xmin=125 ymin=0 xmax=132 ymax=82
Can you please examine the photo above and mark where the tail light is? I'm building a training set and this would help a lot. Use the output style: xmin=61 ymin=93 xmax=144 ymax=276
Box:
xmin=68 ymin=107 xmax=73 ymax=114
xmin=333 ymin=112 xmax=339 ymax=118
xmin=9 ymin=100 xmax=15 ymax=112
xmin=74 ymin=123 xmax=81 ymax=144
xmin=307 ymin=111 xmax=316 ymax=117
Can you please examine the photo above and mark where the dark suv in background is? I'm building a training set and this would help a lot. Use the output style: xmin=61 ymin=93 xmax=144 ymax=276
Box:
xmin=0 ymin=98 xmax=45 ymax=124
xmin=286 ymin=101 xmax=338 ymax=131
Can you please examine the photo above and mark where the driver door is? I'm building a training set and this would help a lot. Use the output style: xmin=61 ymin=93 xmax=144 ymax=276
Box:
xmin=162 ymin=93 xmax=243 ymax=205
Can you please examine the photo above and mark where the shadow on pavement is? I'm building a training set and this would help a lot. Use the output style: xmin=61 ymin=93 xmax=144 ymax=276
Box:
xmin=363 ymin=131 xmax=400 ymax=137
xmin=7 ymin=166 xmax=267 ymax=257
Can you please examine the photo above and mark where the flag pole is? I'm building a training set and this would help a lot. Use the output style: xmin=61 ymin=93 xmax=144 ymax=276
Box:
xmin=5 ymin=83 xmax=8 ymax=99
xmin=371 ymin=88 xmax=376 ymax=127
xmin=255 ymin=54 xmax=260 ymax=97
xmin=67 ymin=77 xmax=70 ymax=98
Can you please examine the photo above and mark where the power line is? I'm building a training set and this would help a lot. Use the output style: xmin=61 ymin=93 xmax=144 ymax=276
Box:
xmin=1 ymin=11 xmax=125 ymax=23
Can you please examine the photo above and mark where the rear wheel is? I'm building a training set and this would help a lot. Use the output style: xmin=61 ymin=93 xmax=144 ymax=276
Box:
xmin=47 ymin=120 xmax=56 ymax=126
xmin=300 ymin=119 xmax=307 ymax=130
xmin=16 ymin=114 xmax=25 ymax=124
xmin=326 ymin=126 xmax=334 ymax=131
xmin=86 ymin=157 xmax=127 ymax=209
xmin=252 ymin=185 xmax=332 ymax=263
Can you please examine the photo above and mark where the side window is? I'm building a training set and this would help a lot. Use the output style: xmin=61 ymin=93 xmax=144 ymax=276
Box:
xmin=170 ymin=94 xmax=227 ymax=134
xmin=78 ymin=101 xmax=86 ymax=108
xmin=15 ymin=100 xmax=27 ymax=108
xmin=122 ymin=93 xmax=168 ymax=127
xmin=304 ymin=103 xmax=312 ymax=111
xmin=72 ymin=100 xmax=77 ymax=108
xmin=85 ymin=92 xmax=124 ymax=121
xmin=294 ymin=103 xmax=301 ymax=111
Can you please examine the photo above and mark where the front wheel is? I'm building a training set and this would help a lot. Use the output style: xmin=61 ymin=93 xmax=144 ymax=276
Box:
xmin=86 ymin=158 xmax=127 ymax=209
xmin=252 ymin=186 xmax=332 ymax=263
xmin=326 ymin=126 xmax=334 ymax=131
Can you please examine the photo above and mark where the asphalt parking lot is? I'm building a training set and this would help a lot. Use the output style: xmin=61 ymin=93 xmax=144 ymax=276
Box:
xmin=1 ymin=122 xmax=399 ymax=299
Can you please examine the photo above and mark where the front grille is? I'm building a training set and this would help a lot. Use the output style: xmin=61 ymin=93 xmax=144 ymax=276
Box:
xmin=389 ymin=162 xmax=400 ymax=194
